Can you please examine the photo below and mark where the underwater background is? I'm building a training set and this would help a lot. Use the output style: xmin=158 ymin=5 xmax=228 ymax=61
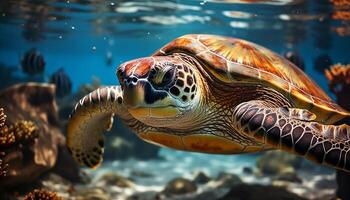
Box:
xmin=1 ymin=0 xmax=350 ymax=199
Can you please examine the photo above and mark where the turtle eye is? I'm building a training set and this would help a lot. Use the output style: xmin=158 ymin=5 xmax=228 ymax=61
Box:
xmin=150 ymin=68 xmax=157 ymax=76
xmin=162 ymin=68 xmax=175 ymax=86
xmin=151 ymin=67 xmax=176 ymax=89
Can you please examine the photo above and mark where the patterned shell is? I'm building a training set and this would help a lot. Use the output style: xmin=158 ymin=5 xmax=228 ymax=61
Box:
xmin=154 ymin=34 xmax=350 ymax=123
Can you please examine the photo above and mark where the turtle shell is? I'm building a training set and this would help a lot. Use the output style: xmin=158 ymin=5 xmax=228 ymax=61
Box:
xmin=153 ymin=34 xmax=350 ymax=123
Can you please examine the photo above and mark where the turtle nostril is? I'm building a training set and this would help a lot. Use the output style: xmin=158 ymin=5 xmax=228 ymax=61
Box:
xmin=125 ymin=76 xmax=138 ymax=85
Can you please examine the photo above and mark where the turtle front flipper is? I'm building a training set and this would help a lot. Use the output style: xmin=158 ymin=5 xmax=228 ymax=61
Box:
xmin=233 ymin=100 xmax=350 ymax=172
xmin=67 ymin=86 xmax=129 ymax=168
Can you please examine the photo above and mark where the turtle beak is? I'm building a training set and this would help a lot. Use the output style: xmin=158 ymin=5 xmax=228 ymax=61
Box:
xmin=117 ymin=71 xmax=147 ymax=108
xmin=122 ymin=79 xmax=145 ymax=108
xmin=117 ymin=58 xmax=150 ymax=108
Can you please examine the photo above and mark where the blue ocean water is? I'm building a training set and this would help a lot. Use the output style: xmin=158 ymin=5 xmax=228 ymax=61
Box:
xmin=0 ymin=0 xmax=349 ymax=190
xmin=1 ymin=1 xmax=350 ymax=91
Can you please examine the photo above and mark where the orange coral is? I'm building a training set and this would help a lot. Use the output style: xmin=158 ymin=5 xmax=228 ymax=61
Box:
xmin=325 ymin=63 xmax=350 ymax=109
xmin=24 ymin=189 xmax=63 ymax=200
xmin=0 ymin=120 xmax=38 ymax=149
xmin=325 ymin=64 xmax=350 ymax=87
xmin=0 ymin=109 xmax=38 ymax=178
xmin=330 ymin=0 xmax=350 ymax=7
xmin=332 ymin=11 xmax=350 ymax=21
xmin=333 ymin=26 xmax=350 ymax=36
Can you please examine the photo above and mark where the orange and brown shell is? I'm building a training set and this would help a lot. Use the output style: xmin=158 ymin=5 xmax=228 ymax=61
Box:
xmin=153 ymin=34 xmax=350 ymax=123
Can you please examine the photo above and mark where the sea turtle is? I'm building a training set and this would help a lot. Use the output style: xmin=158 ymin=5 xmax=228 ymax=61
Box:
xmin=67 ymin=34 xmax=350 ymax=172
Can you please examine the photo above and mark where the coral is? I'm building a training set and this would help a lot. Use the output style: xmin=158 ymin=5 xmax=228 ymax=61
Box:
xmin=332 ymin=11 xmax=350 ymax=21
xmin=0 ymin=83 xmax=77 ymax=187
xmin=330 ymin=0 xmax=350 ymax=7
xmin=0 ymin=117 xmax=37 ymax=178
xmin=0 ymin=120 xmax=38 ymax=150
xmin=24 ymin=189 xmax=63 ymax=200
xmin=333 ymin=26 xmax=350 ymax=36
xmin=0 ymin=108 xmax=5 ymax=128
xmin=325 ymin=63 xmax=350 ymax=109
xmin=325 ymin=63 xmax=350 ymax=85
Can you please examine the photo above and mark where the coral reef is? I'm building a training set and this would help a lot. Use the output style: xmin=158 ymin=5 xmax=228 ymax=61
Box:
xmin=0 ymin=83 xmax=80 ymax=187
xmin=325 ymin=63 xmax=350 ymax=110
xmin=0 ymin=120 xmax=38 ymax=149
xmin=0 ymin=111 xmax=38 ymax=179
xmin=24 ymin=189 xmax=63 ymax=200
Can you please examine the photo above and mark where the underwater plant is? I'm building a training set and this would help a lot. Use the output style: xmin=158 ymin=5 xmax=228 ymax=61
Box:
xmin=23 ymin=189 xmax=63 ymax=200
xmin=67 ymin=34 xmax=350 ymax=175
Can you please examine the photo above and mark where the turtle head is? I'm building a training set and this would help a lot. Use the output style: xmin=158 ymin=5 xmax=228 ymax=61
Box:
xmin=117 ymin=55 xmax=202 ymax=127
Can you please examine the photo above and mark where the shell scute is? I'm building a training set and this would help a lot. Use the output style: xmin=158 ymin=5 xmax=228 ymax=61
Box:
xmin=153 ymin=34 xmax=350 ymax=123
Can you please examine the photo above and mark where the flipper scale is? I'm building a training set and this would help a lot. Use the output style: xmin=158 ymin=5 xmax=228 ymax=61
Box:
xmin=233 ymin=100 xmax=350 ymax=172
